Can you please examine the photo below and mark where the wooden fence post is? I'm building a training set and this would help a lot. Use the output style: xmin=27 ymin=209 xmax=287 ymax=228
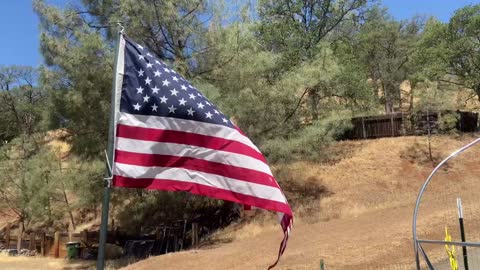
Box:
xmin=81 ymin=229 xmax=88 ymax=244
xmin=155 ymin=227 xmax=162 ymax=240
xmin=361 ymin=117 xmax=367 ymax=139
xmin=5 ymin=223 xmax=11 ymax=249
xmin=165 ymin=227 xmax=170 ymax=253
xmin=40 ymin=232 xmax=46 ymax=256
xmin=53 ymin=231 xmax=60 ymax=258
xmin=29 ymin=232 xmax=35 ymax=251
xmin=17 ymin=222 xmax=23 ymax=252
xmin=68 ymin=222 xmax=73 ymax=242
xmin=191 ymin=222 xmax=198 ymax=247
xmin=390 ymin=113 xmax=395 ymax=137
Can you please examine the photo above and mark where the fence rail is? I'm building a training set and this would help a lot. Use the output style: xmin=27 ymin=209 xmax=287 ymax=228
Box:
xmin=342 ymin=111 xmax=479 ymax=140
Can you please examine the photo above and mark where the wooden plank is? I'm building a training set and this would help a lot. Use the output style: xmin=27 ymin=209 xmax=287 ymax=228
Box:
xmin=361 ymin=117 xmax=366 ymax=139
xmin=81 ymin=229 xmax=88 ymax=244
xmin=40 ymin=232 xmax=46 ymax=256
xmin=191 ymin=222 xmax=198 ymax=247
xmin=53 ymin=231 xmax=60 ymax=258
xmin=17 ymin=222 xmax=23 ymax=252
xmin=390 ymin=114 xmax=395 ymax=137
xmin=29 ymin=232 xmax=35 ymax=251
xmin=68 ymin=223 xmax=73 ymax=242
xmin=5 ymin=223 xmax=10 ymax=249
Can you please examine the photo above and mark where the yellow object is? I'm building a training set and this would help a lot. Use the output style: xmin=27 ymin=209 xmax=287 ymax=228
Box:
xmin=445 ymin=227 xmax=458 ymax=270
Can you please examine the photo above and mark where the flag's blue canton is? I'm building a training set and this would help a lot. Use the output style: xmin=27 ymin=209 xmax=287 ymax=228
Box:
xmin=121 ymin=37 xmax=232 ymax=128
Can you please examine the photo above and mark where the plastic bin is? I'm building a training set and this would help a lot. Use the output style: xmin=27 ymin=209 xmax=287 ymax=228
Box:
xmin=65 ymin=241 xmax=81 ymax=259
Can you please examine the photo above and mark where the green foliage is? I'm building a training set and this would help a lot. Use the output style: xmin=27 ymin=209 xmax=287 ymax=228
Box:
xmin=438 ymin=113 xmax=459 ymax=134
xmin=115 ymin=191 xmax=224 ymax=232
xmin=261 ymin=112 xmax=352 ymax=162
xmin=0 ymin=133 xmax=104 ymax=229
xmin=0 ymin=66 xmax=45 ymax=139
xmin=445 ymin=5 xmax=480 ymax=98
xmin=414 ymin=81 xmax=456 ymax=112
xmin=34 ymin=1 xmax=114 ymax=156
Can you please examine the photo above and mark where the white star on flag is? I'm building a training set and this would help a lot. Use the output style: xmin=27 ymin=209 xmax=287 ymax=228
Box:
xmin=145 ymin=77 xmax=152 ymax=85
xmin=151 ymin=86 xmax=160 ymax=94
xmin=168 ymin=105 xmax=176 ymax=113
xmin=159 ymin=96 xmax=168 ymax=103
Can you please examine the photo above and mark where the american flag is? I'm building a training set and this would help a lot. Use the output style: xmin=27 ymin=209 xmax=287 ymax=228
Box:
xmin=112 ymin=35 xmax=293 ymax=268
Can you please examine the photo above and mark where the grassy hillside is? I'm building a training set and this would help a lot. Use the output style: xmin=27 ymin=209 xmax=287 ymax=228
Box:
xmin=119 ymin=134 xmax=480 ymax=270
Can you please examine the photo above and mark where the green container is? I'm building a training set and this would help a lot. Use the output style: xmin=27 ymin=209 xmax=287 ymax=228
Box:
xmin=65 ymin=241 xmax=81 ymax=259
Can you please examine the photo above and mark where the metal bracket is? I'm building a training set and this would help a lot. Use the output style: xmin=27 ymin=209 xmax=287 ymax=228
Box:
xmin=104 ymin=149 xmax=113 ymax=187
xmin=117 ymin=22 xmax=124 ymax=34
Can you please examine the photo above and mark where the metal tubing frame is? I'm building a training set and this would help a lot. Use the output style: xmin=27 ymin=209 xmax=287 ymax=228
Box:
xmin=418 ymin=239 xmax=480 ymax=248
xmin=412 ymin=137 xmax=480 ymax=269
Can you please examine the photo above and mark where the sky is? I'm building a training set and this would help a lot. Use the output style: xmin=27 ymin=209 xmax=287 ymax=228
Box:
xmin=0 ymin=0 xmax=479 ymax=68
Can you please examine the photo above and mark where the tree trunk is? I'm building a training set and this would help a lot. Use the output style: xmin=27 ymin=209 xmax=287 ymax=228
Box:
xmin=308 ymin=87 xmax=319 ymax=121
xmin=59 ymin=161 xmax=75 ymax=230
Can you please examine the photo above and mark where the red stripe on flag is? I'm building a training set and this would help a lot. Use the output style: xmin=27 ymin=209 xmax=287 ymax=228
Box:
xmin=117 ymin=124 xmax=267 ymax=163
xmin=115 ymin=150 xmax=279 ymax=188
xmin=113 ymin=175 xmax=293 ymax=215
xmin=268 ymin=215 xmax=293 ymax=270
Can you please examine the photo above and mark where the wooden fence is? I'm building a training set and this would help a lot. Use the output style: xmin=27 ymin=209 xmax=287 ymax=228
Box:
xmin=0 ymin=220 xmax=202 ymax=259
xmin=342 ymin=110 xmax=479 ymax=140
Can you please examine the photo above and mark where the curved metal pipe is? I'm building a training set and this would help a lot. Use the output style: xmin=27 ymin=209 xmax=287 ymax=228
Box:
xmin=413 ymin=137 xmax=480 ymax=269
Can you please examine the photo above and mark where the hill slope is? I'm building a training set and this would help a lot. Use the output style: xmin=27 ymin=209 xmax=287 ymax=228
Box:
xmin=121 ymin=135 xmax=480 ymax=270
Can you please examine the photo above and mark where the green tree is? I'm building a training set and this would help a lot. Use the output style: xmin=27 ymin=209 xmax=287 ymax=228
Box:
xmin=443 ymin=5 xmax=480 ymax=101
xmin=0 ymin=66 xmax=44 ymax=139
xmin=352 ymin=7 xmax=424 ymax=113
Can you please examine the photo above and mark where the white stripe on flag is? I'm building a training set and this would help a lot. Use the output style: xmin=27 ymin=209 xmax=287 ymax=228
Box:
xmin=115 ymin=137 xmax=273 ymax=176
xmin=113 ymin=163 xmax=287 ymax=203
xmin=117 ymin=112 xmax=261 ymax=152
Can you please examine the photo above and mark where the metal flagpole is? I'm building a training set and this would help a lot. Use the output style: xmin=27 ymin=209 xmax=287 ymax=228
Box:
xmin=96 ymin=23 xmax=124 ymax=270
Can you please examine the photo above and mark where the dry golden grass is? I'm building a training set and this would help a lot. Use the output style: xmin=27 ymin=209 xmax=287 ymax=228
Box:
xmin=116 ymin=134 xmax=480 ymax=270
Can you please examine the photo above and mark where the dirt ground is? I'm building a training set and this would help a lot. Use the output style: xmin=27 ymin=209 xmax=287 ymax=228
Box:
xmin=0 ymin=255 xmax=94 ymax=270
xmin=0 ymin=255 xmax=135 ymax=270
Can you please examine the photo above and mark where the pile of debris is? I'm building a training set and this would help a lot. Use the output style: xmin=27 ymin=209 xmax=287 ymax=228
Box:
xmin=0 ymin=244 xmax=37 ymax=256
